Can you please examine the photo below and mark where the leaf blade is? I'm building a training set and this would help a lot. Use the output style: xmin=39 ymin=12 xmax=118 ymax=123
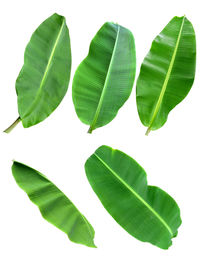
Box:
xmin=12 ymin=161 xmax=96 ymax=248
xmin=72 ymin=22 xmax=136 ymax=133
xmin=93 ymin=152 xmax=173 ymax=236
xmin=87 ymin=25 xmax=121 ymax=133
xmin=16 ymin=13 xmax=71 ymax=128
xmin=85 ymin=145 xmax=181 ymax=249
xmin=136 ymin=16 xmax=196 ymax=133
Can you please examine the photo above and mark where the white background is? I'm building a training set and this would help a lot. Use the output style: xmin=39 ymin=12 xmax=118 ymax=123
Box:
xmin=0 ymin=0 xmax=199 ymax=265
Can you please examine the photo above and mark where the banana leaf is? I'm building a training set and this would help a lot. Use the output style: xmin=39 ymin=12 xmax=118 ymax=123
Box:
xmin=85 ymin=145 xmax=181 ymax=249
xmin=4 ymin=13 xmax=71 ymax=133
xmin=136 ymin=16 xmax=196 ymax=135
xmin=12 ymin=161 xmax=96 ymax=248
xmin=72 ymin=22 xmax=136 ymax=133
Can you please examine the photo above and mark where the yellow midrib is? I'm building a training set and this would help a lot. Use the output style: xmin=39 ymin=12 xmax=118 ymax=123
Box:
xmin=147 ymin=16 xmax=185 ymax=134
xmin=88 ymin=24 xmax=120 ymax=133
xmin=23 ymin=19 xmax=65 ymax=119
xmin=94 ymin=152 xmax=173 ymax=237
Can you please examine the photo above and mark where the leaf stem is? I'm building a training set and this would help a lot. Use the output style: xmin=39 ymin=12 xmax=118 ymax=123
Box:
xmin=4 ymin=117 xmax=21 ymax=133
xmin=145 ymin=127 xmax=151 ymax=136
xmin=88 ymin=126 xmax=93 ymax=134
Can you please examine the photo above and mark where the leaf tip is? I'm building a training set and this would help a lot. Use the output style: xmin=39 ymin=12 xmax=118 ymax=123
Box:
xmin=90 ymin=242 xmax=97 ymax=248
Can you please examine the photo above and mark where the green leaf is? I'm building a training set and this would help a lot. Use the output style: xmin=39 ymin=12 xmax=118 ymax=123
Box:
xmin=72 ymin=22 xmax=136 ymax=133
xmin=4 ymin=13 xmax=71 ymax=132
xmin=136 ymin=16 xmax=196 ymax=135
xmin=12 ymin=161 xmax=96 ymax=248
xmin=85 ymin=145 xmax=181 ymax=249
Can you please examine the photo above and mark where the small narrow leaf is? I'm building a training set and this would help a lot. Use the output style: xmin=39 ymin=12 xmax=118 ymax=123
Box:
xmin=4 ymin=13 xmax=71 ymax=132
xmin=85 ymin=145 xmax=181 ymax=249
xmin=72 ymin=22 xmax=136 ymax=133
xmin=136 ymin=16 xmax=196 ymax=135
xmin=12 ymin=161 xmax=96 ymax=248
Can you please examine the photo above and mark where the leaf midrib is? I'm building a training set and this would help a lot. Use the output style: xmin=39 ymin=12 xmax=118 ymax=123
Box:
xmin=22 ymin=18 xmax=65 ymax=119
xmin=88 ymin=24 xmax=120 ymax=133
xmin=94 ymin=152 xmax=173 ymax=236
xmin=147 ymin=16 xmax=185 ymax=133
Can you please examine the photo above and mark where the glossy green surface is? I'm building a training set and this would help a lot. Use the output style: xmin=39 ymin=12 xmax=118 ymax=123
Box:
xmin=72 ymin=22 xmax=136 ymax=133
xmin=136 ymin=16 xmax=196 ymax=135
xmin=12 ymin=161 xmax=96 ymax=248
xmin=16 ymin=13 xmax=71 ymax=128
xmin=85 ymin=145 xmax=181 ymax=249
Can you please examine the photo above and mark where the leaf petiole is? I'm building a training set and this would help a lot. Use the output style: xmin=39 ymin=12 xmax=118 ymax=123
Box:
xmin=88 ymin=126 xmax=93 ymax=134
xmin=145 ymin=127 xmax=151 ymax=136
xmin=3 ymin=117 xmax=21 ymax=133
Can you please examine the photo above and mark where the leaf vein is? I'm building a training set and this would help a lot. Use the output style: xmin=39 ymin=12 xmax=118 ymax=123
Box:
xmin=88 ymin=24 xmax=120 ymax=133
xmin=23 ymin=18 xmax=65 ymax=119
xmin=94 ymin=152 xmax=173 ymax=236
xmin=146 ymin=16 xmax=186 ymax=134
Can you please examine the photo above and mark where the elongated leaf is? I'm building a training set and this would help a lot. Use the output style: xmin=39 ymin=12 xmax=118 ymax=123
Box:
xmin=72 ymin=22 xmax=136 ymax=133
xmin=85 ymin=145 xmax=181 ymax=249
xmin=4 ymin=13 xmax=71 ymax=132
xmin=12 ymin=161 xmax=96 ymax=248
xmin=136 ymin=16 xmax=196 ymax=135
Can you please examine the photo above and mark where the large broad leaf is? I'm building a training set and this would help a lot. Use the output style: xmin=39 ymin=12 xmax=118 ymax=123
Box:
xmin=4 ymin=13 xmax=71 ymax=132
xmin=136 ymin=16 xmax=196 ymax=135
xmin=12 ymin=161 xmax=96 ymax=248
xmin=85 ymin=145 xmax=181 ymax=249
xmin=72 ymin=22 xmax=136 ymax=133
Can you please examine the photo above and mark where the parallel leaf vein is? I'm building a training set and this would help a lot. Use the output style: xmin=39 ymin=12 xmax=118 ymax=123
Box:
xmin=88 ymin=24 xmax=120 ymax=133
xmin=23 ymin=18 xmax=65 ymax=119
xmin=94 ymin=152 xmax=173 ymax=236
xmin=146 ymin=16 xmax=185 ymax=134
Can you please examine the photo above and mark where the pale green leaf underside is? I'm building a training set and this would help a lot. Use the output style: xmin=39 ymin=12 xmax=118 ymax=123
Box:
xmin=85 ymin=145 xmax=181 ymax=249
xmin=136 ymin=16 xmax=196 ymax=134
xmin=12 ymin=161 xmax=96 ymax=248
xmin=72 ymin=22 xmax=136 ymax=133
xmin=16 ymin=13 xmax=71 ymax=128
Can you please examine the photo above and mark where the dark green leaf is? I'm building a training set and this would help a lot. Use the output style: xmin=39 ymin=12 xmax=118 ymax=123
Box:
xmin=5 ymin=13 xmax=71 ymax=132
xmin=72 ymin=22 xmax=136 ymax=133
xmin=12 ymin=161 xmax=96 ymax=248
xmin=85 ymin=145 xmax=181 ymax=249
xmin=136 ymin=16 xmax=196 ymax=135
